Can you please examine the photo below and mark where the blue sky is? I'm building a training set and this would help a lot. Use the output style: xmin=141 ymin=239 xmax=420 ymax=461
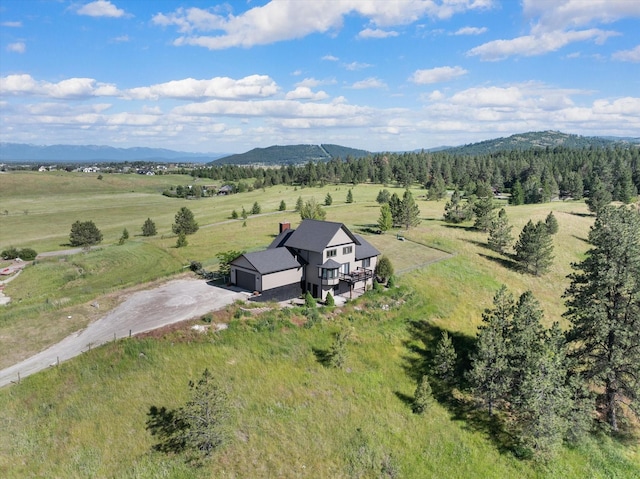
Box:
xmin=1 ymin=0 xmax=639 ymax=153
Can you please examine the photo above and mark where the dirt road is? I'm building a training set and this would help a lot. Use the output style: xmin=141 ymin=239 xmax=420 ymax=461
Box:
xmin=0 ymin=278 xmax=249 ymax=388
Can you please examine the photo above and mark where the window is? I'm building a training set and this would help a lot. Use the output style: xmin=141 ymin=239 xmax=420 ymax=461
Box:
xmin=341 ymin=263 xmax=350 ymax=274
xmin=343 ymin=246 xmax=353 ymax=255
xmin=362 ymin=258 xmax=371 ymax=268
xmin=326 ymin=249 xmax=337 ymax=258
xmin=320 ymin=268 xmax=338 ymax=279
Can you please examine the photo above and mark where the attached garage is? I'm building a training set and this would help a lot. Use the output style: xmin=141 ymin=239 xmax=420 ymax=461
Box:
xmin=235 ymin=269 xmax=256 ymax=292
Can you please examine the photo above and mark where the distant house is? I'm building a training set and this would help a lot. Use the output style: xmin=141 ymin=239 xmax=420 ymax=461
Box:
xmin=230 ymin=219 xmax=380 ymax=302
xmin=218 ymin=185 xmax=234 ymax=195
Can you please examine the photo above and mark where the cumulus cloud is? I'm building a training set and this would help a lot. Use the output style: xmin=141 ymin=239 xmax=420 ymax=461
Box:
xmin=454 ymin=26 xmax=487 ymax=35
xmin=351 ymin=77 xmax=387 ymax=89
xmin=7 ymin=42 xmax=26 ymax=53
xmin=124 ymin=75 xmax=279 ymax=100
xmin=1 ymin=21 xmax=22 ymax=27
xmin=612 ymin=45 xmax=640 ymax=62
xmin=410 ymin=66 xmax=468 ymax=84
xmin=76 ymin=1 xmax=127 ymax=18
xmin=358 ymin=28 xmax=399 ymax=39
xmin=523 ymin=0 xmax=640 ymax=32
xmin=285 ymin=87 xmax=329 ymax=101
xmin=152 ymin=0 xmax=494 ymax=50
xmin=295 ymin=77 xmax=337 ymax=88
xmin=0 ymin=74 xmax=119 ymax=98
xmin=322 ymin=54 xmax=339 ymax=61
xmin=468 ymin=29 xmax=617 ymax=60
xmin=344 ymin=61 xmax=372 ymax=71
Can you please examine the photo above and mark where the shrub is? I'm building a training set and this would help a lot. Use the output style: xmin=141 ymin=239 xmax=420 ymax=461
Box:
xmin=325 ymin=291 xmax=335 ymax=307
xmin=69 ymin=220 xmax=103 ymax=247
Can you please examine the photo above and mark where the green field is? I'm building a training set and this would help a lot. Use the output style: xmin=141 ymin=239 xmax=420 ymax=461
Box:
xmin=0 ymin=171 xmax=638 ymax=478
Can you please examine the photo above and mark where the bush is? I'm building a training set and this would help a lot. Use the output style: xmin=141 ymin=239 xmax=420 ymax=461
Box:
xmin=142 ymin=218 xmax=157 ymax=236
xmin=17 ymin=248 xmax=37 ymax=261
xmin=375 ymin=255 xmax=394 ymax=283
xmin=304 ymin=291 xmax=316 ymax=308
xmin=69 ymin=220 xmax=103 ymax=247
xmin=1 ymin=246 xmax=19 ymax=260
xmin=325 ymin=291 xmax=335 ymax=307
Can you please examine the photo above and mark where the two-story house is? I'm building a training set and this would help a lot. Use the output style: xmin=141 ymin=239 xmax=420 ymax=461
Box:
xmin=229 ymin=219 xmax=380 ymax=302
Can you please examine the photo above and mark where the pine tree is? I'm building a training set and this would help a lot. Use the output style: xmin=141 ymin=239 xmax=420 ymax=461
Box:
xmin=231 ymin=209 xmax=239 ymax=219
xmin=300 ymin=198 xmax=326 ymax=220
xmin=564 ymin=205 xmax=640 ymax=432
xmin=142 ymin=218 xmax=157 ymax=237
xmin=443 ymin=189 xmax=472 ymax=224
xmin=510 ymin=180 xmax=524 ymax=205
xmin=427 ymin=176 xmax=447 ymax=201
xmin=295 ymin=196 xmax=303 ymax=212
xmin=514 ymin=220 xmax=554 ymax=275
xmin=278 ymin=200 xmax=286 ymax=211
xmin=325 ymin=193 xmax=333 ymax=206
xmin=585 ymin=177 xmax=612 ymax=215
xmin=69 ymin=220 xmax=103 ymax=247
xmin=176 ymin=232 xmax=188 ymax=248
xmin=487 ymin=208 xmax=513 ymax=254
xmin=172 ymin=207 xmax=199 ymax=235
xmin=376 ymin=189 xmax=391 ymax=204
xmin=388 ymin=193 xmax=402 ymax=227
xmin=413 ymin=375 xmax=435 ymax=414
xmin=473 ymin=195 xmax=495 ymax=231
xmin=377 ymin=203 xmax=393 ymax=232
xmin=346 ymin=189 xmax=354 ymax=203
xmin=434 ymin=331 xmax=457 ymax=382
xmin=251 ymin=201 xmax=261 ymax=215
xmin=545 ymin=211 xmax=559 ymax=235
xmin=467 ymin=285 xmax=514 ymax=415
xmin=399 ymin=189 xmax=421 ymax=229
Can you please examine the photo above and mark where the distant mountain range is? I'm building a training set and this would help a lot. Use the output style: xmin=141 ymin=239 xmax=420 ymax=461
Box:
xmin=2 ymin=131 xmax=638 ymax=165
xmin=0 ymin=143 xmax=227 ymax=163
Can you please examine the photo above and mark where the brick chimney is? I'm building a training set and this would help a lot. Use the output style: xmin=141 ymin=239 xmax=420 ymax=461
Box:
xmin=279 ymin=221 xmax=291 ymax=234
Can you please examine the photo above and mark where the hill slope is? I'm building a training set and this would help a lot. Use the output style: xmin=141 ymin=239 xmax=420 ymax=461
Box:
xmin=213 ymin=143 xmax=371 ymax=165
xmin=443 ymin=130 xmax=640 ymax=155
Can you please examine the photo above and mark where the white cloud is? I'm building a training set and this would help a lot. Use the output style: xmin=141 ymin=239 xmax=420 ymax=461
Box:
xmin=454 ymin=26 xmax=487 ymax=35
xmin=613 ymin=45 xmax=640 ymax=62
xmin=322 ymin=54 xmax=339 ymax=61
xmin=295 ymin=77 xmax=337 ymax=88
xmin=152 ymin=0 xmax=495 ymax=50
xmin=351 ymin=77 xmax=387 ymax=89
xmin=0 ymin=74 xmax=119 ymax=98
xmin=410 ymin=66 xmax=468 ymax=84
xmin=1 ymin=21 xmax=22 ymax=27
xmin=358 ymin=28 xmax=398 ymax=39
xmin=76 ymin=1 xmax=126 ymax=18
xmin=468 ymin=29 xmax=617 ymax=61
xmin=7 ymin=42 xmax=26 ymax=53
xmin=285 ymin=87 xmax=329 ymax=101
xmin=124 ymin=75 xmax=278 ymax=101
xmin=111 ymin=35 xmax=130 ymax=43
xmin=344 ymin=61 xmax=372 ymax=71
xmin=523 ymin=0 xmax=640 ymax=32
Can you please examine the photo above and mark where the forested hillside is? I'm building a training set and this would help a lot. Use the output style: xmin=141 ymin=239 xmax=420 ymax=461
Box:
xmin=214 ymin=143 xmax=370 ymax=165
xmin=190 ymin=146 xmax=640 ymax=205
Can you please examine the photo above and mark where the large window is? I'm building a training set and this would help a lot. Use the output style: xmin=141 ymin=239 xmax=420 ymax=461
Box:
xmin=326 ymin=249 xmax=337 ymax=258
xmin=362 ymin=258 xmax=371 ymax=268
xmin=320 ymin=268 xmax=339 ymax=279
xmin=343 ymin=246 xmax=353 ymax=254
xmin=341 ymin=263 xmax=350 ymax=274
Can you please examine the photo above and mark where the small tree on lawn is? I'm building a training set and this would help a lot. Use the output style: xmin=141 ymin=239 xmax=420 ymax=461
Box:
xmin=545 ymin=211 xmax=559 ymax=235
xmin=176 ymin=232 xmax=188 ymax=248
xmin=304 ymin=291 xmax=316 ymax=308
xmin=231 ymin=209 xmax=239 ymax=219
xmin=325 ymin=291 xmax=335 ymax=307
xmin=487 ymin=208 xmax=513 ymax=254
xmin=413 ymin=375 xmax=435 ymax=414
xmin=434 ymin=331 xmax=457 ymax=383
xmin=325 ymin=193 xmax=333 ymax=206
xmin=376 ymin=189 xmax=391 ymax=204
xmin=172 ymin=207 xmax=199 ymax=235
xmin=300 ymin=198 xmax=326 ymax=221
xmin=375 ymin=255 xmax=394 ymax=283
xmin=473 ymin=195 xmax=495 ymax=232
xmin=346 ymin=189 xmax=353 ymax=204
xmin=278 ymin=200 xmax=286 ymax=211
xmin=69 ymin=220 xmax=103 ymax=248
xmin=328 ymin=327 xmax=351 ymax=369
xmin=514 ymin=220 xmax=554 ymax=275
xmin=377 ymin=203 xmax=393 ymax=232
xmin=141 ymin=218 xmax=157 ymax=236
xmin=295 ymin=196 xmax=303 ymax=212
xmin=118 ymin=227 xmax=129 ymax=245
xmin=399 ymin=189 xmax=421 ymax=229
xmin=251 ymin=201 xmax=261 ymax=215
xmin=443 ymin=189 xmax=472 ymax=224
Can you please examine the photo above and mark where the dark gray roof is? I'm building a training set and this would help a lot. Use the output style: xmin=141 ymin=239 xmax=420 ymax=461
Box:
xmin=268 ymin=229 xmax=295 ymax=249
xmin=233 ymin=248 xmax=302 ymax=275
xmin=319 ymin=258 xmax=341 ymax=269
xmin=353 ymin=234 xmax=381 ymax=260
xmin=284 ymin=219 xmax=358 ymax=252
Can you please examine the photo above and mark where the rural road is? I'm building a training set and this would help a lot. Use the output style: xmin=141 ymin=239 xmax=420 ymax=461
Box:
xmin=0 ymin=278 xmax=249 ymax=388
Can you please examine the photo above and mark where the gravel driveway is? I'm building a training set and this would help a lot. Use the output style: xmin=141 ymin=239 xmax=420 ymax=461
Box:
xmin=0 ymin=278 xmax=249 ymax=388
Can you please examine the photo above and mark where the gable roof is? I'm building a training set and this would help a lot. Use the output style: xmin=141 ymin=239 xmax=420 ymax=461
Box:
xmin=268 ymin=229 xmax=295 ymax=249
xmin=283 ymin=219 xmax=359 ymax=252
xmin=353 ymin=234 xmax=381 ymax=260
xmin=231 ymin=248 xmax=302 ymax=275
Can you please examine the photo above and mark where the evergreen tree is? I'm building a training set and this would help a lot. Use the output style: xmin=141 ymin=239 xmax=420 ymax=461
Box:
xmin=473 ymin=195 xmax=494 ymax=231
xmin=514 ymin=220 xmax=554 ymax=275
xmin=176 ymin=232 xmax=188 ymax=248
xmin=142 ymin=218 xmax=157 ymax=237
xmin=487 ymin=208 xmax=513 ymax=254
xmin=377 ymin=203 xmax=393 ymax=232
xmin=69 ymin=220 xmax=103 ymax=247
xmin=427 ymin=176 xmax=447 ymax=201
xmin=325 ymin=192 xmax=333 ymax=206
xmin=304 ymin=291 xmax=316 ymax=308
xmin=376 ymin=189 xmax=391 ymax=204
xmin=467 ymin=285 xmax=514 ymax=415
xmin=545 ymin=211 xmax=559 ymax=235
xmin=346 ymin=189 xmax=354 ymax=203
xmin=434 ymin=331 xmax=457 ymax=382
xmin=300 ymin=198 xmax=326 ymax=221
xmin=510 ymin=180 xmax=524 ymax=205
xmin=399 ymin=189 xmax=421 ymax=229
xmin=443 ymin=189 xmax=472 ymax=224
xmin=328 ymin=328 xmax=350 ymax=369
xmin=413 ymin=375 xmax=435 ymax=414
xmin=118 ymin=227 xmax=129 ymax=245
xmin=388 ymin=192 xmax=402 ymax=227
xmin=374 ymin=255 xmax=394 ymax=283
xmin=241 ymin=207 xmax=248 ymax=220
xmin=172 ymin=207 xmax=199 ymax=235
xmin=295 ymin=196 xmax=303 ymax=212
xmin=585 ymin=177 xmax=612 ymax=215
xmin=231 ymin=209 xmax=239 ymax=219
xmin=251 ymin=201 xmax=261 ymax=215
xmin=325 ymin=291 xmax=335 ymax=307
xmin=278 ymin=200 xmax=286 ymax=211
xmin=564 ymin=205 xmax=640 ymax=432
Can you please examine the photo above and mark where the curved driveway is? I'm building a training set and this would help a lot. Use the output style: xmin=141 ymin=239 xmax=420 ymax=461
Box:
xmin=0 ymin=278 xmax=249 ymax=388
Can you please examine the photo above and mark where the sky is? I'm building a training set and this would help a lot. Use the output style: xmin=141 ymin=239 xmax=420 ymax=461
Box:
xmin=0 ymin=0 xmax=639 ymax=154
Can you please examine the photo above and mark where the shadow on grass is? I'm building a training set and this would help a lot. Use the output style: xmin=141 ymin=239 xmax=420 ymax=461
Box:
xmin=466 ymin=239 xmax=495 ymax=252
xmin=572 ymin=234 xmax=589 ymax=244
xmin=401 ymin=319 xmax=514 ymax=453
xmin=146 ymin=405 xmax=187 ymax=454
xmin=568 ymin=211 xmax=594 ymax=218
xmin=478 ymin=253 xmax=520 ymax=273
xmin=442 ymin=224 xmax=476 ymax=232
xmin=312 ymin=346 xmax=333 ymax=367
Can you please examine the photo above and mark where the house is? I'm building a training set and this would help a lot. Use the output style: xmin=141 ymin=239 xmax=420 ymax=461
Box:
xmin=230 ymin=219 xmax=380 ymax=302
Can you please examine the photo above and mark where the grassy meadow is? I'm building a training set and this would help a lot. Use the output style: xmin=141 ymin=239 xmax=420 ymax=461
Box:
xmin=0 ymin=170 xmax=638 ymax=477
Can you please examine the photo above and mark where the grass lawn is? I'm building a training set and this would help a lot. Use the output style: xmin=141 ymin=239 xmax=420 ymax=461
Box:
xmin=0 ymin=171 xmax=638 ymax=477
